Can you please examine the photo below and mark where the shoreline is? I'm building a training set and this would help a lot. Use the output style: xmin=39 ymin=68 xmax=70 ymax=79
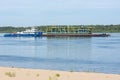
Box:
xmin=0 ymin=66 xmax=120 ymax=80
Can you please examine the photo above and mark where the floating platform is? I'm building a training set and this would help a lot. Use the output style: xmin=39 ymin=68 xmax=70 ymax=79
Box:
xmin=42 ymin=33 xmax=110 ymax=37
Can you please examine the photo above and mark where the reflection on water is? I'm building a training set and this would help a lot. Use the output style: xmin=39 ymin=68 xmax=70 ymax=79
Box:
xmin=0 ymin=37 xmax=92 ymax=60
xmin=0 ymin=33 xmax=120 ymax=74
xmin=46 ymin=37 xmax=92 ymax=61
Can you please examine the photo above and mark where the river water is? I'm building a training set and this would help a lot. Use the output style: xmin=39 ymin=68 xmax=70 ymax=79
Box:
xmin=0 ymin=33 xmax=120 ymax=74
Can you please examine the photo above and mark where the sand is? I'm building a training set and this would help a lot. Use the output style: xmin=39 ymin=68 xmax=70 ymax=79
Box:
xmin=0 ymin=66 xmax=120 ymax=80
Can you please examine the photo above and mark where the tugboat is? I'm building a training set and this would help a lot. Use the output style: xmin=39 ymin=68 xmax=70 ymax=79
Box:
xmin=4 ymin=27 xmax=42 ymax=37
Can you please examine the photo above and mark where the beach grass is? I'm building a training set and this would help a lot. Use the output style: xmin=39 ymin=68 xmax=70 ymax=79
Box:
xmin=36 ymin=73 xmax=39 ymax=77
xmin=56 ymin=73 xmax=60 ymax=77
xmin=5 ymin=72 xmax=16 ymax=77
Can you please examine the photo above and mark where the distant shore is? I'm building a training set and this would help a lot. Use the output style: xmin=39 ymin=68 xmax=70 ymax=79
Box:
xmin=0 ymin=25 xmax=120 ymax=33
xmin=0 ymin=66 xmax=120 ymax=80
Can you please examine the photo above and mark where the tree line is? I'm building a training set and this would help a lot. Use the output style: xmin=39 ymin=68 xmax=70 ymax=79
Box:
xmin=0 ymin=25 xmax=120 ymax=33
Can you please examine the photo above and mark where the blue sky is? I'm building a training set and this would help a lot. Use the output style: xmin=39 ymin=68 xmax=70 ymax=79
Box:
xmin=0 ymin=0 xmax=120 ymax=26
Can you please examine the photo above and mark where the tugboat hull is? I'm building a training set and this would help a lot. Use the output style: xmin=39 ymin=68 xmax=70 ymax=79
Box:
xmin=4 ymin=32 xmax=43 ymax=37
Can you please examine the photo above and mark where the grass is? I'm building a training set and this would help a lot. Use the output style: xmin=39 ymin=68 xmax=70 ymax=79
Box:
xmin=36 ymin=73 xmax=39 ymax=77
xmin=56 ymin=73 xmax=60 ymax=77
xmin=49 ymin=76 xmax=52 ymax=80
xmin=70 ymin=69 xmax=74 ymax=72
xmin=48 ymin=74 xmax=60 ymax=80
xmin=5 ymin=72 xmax=16 ymax=77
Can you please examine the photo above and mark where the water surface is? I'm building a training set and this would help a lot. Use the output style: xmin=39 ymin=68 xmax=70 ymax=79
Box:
xmin=0 ymin=33 xmax=120 ymax=74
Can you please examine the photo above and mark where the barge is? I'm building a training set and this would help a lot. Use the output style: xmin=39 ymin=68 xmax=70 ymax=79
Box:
xmin=42 ymin=33 xmax=109 ymax=37
xmin=42 ymin=26 xmax=110 ymax=37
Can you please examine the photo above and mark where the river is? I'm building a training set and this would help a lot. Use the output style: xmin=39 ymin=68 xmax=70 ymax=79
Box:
xmin=0 ymin=33 xmax=120 ymax=74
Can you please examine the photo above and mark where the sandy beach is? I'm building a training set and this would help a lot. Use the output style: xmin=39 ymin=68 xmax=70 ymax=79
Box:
xmin=0 ymin=67 xmax=120 ymax=80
